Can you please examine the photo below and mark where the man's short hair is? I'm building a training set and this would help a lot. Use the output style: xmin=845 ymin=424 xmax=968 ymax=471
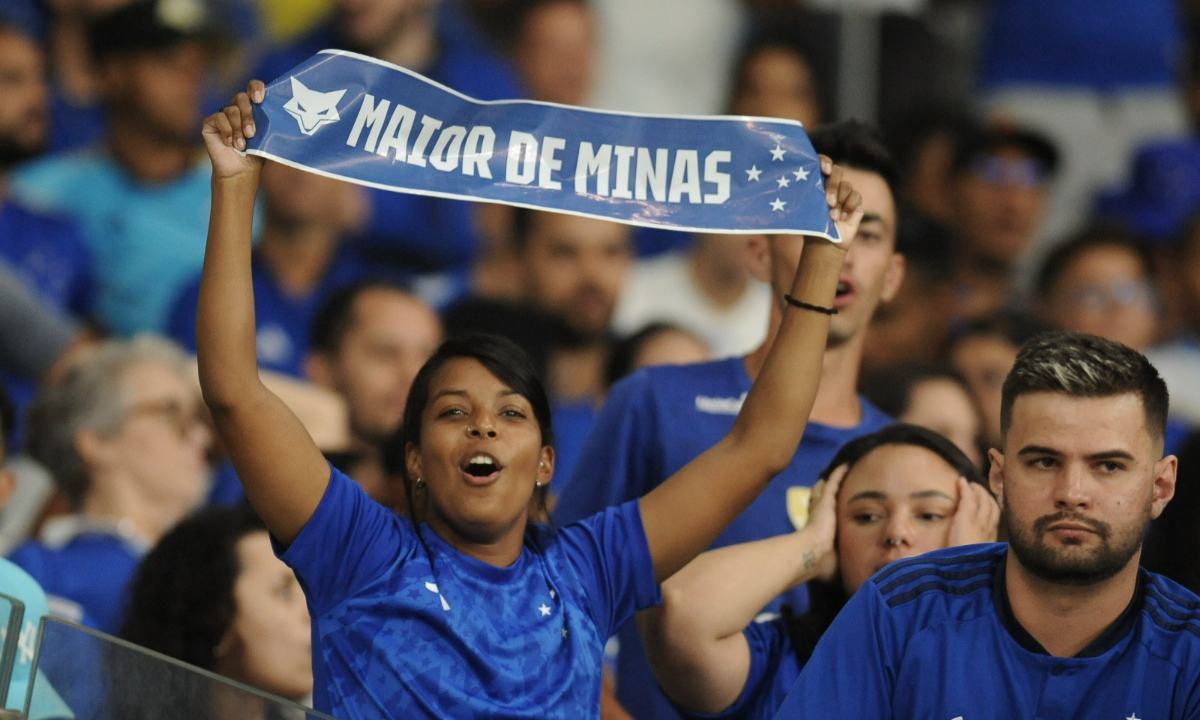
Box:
xmin=308 ymin=280 xmax=415 ymax=357
xmin=1000 ymin=332 xmax=1169 ymax=442
xmin=808 ymin=120 xmax=901 ymax=203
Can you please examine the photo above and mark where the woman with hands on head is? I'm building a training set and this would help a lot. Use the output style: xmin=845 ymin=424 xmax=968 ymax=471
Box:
xmin=197 ymin=81 xmax=862 ymax=720
xmin=641 ymin=423 xmax=999 ymax=720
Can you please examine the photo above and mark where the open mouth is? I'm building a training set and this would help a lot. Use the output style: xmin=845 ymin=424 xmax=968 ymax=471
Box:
xmin=833 ymin=277 xmax=856 ymax=308
xmin=461 ymin=453 xmax=502 ymax=480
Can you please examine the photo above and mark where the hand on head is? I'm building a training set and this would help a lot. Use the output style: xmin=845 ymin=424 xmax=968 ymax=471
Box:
xmin=805 ymin=463 xmax=846 ymax=581
xmin=947 ymin=477 xmax=1001 ymax=547
xmin=202 ymin=80 xmax=267 ymax=180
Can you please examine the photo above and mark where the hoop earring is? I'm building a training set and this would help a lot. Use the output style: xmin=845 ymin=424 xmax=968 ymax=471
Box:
xmin=415 ymin=477 xmax=425 ymax=489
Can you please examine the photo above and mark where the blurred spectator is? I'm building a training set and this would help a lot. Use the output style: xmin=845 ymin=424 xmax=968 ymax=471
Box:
xmin=589 ymin=0 xmax=745 ymax=115
xmin=554 ymin=121 xmax=901 ymax=720
xmin=1147 ymin=215 xmax=1200 ymax=427
xmin=604 ymin=322 xmax=710 ymax=389
xmin=0 ymin=19 xmax=98 ymax=439
xmin=945 ymin=312 xmax=1046 ymax=451
xmin=516 ymin=210 xmax=632 ymax=482
xmin=121 ymin=505 xmax=312 ymax=712
xmin=9 ymin=336 xmax=211 ymax=633
xmin=512 ymin=0 xmax=595 ymax=106
xmin=613 ymin=234 xmax=770 ymax=359
xmin=860 ymin=362 xmax=984 ymax=469
xmin=945 ymin=123 xmax=1057 ymax=321
xmin=12 ymin=0 xmax=215 ymax=337
xmin=169 ymin=162 xmax=369 ymax=378
xmin=978 ymin=0 xmax=1188 ymax=246
xmin=726 ymin=25 xmax=823 ymax=129
xmin=861 ymin=209 xmax=955 ymax=375
xmin=254 ymin=0 xmax=523 ymax=282
xmin=305 ymin=282 xmax=441 ymax=508
xmin=1033 ymin=225 xmax=1160 ymax=352
xmin=0 ymin=20 xmax=95 ymax=320
xmin=890 ymin=110 xmax=969 ymax=226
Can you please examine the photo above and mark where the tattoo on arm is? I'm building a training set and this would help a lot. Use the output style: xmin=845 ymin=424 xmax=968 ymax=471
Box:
xmin=803 ymin=550 xmax=817 ymax=571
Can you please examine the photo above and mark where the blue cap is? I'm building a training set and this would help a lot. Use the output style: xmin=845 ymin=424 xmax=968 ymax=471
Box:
xmin=1095 ymin=139 xmax=1200 ymax=244
xmin=0 ymin=561 xmax=73 ymax=720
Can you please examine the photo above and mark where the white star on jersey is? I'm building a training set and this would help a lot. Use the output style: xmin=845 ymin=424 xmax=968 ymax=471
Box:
xmin=539 ymin=604 xmax=552 ymax=617
xmin=770 ymin=144 xmax=786 ymax=161
xmin=776 ymin=176 xmax=790 ymax=189
xmin=793 ymin=167 xmax=810 ymax=181
xmin=770 ymin=198 xmax=787 ymax=212
xmin=746 ymin=166 xmax=762 ymax=182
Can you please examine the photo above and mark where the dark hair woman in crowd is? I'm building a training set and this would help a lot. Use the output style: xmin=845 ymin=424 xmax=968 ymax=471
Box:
xmin=641 ymin=424 xmax=999 ymax=720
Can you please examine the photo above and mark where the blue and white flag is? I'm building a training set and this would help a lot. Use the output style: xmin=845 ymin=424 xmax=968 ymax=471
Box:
xmin=246 ymin=50 xmax=838 ymax=239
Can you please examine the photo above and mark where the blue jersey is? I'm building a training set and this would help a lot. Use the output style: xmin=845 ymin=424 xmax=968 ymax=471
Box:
xmin=554 ymin=356 xmax=891 ymax=720
xmin=168 ymin=249 xmax=367 ymax=378
xmin=11 ymin=151 xmax=212 ymax=336
xmin=774 ymin=544 xmax=1200 ymax=719
xmin=7 ymin=521 xmax=145 ymax=634
xmin=280 ymin=466 xmax=660 ymax=720
xmin=0 ymin=198 xmax=95 ymax=318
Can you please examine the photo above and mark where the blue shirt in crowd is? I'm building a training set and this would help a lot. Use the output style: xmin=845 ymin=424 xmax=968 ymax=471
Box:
xmin=11 ymin=151 xmax=212 ymax=336
xmin=168 ymin=248 xmax=368 ymax=378
xmin=7 ymin=517 xmax=146 ymax=635
xmin=0 ymin=198 xmax=94 ymax=318
xmin=279 ymin=466 xmax=660 ymax=720
xmin=774 ymin=543 xmax=1200 ymax=719
xmin=553 ymin=356 xmax=892 ymax=720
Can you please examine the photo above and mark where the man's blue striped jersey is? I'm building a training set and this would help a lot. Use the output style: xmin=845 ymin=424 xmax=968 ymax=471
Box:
xmin=279 ymin=466 xmax=660 ymax=720
xmin=773 ymin=543 xmax=1200 ymax=719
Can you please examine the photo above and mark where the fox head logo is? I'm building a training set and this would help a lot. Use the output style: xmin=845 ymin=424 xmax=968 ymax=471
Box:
xmin=282 ymin=77 xmax=347 ymax=136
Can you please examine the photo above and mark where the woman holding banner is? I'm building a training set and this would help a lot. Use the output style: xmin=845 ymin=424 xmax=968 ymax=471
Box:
xmin=195 ymin=79 xmax=861 ymax=720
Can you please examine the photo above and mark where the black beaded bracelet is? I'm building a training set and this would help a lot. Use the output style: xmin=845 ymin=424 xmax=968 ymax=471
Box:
xmin=784 ymin=294 xmax=838 ymax=315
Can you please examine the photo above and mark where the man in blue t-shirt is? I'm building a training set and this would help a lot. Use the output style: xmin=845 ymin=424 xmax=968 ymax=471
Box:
xmin=775 ymin=332 xmax=1200 ymax=718
xmin=168 ymin=161 xmax=369 ymax=379
xmin=553 ymin=121 xmax=906 ymax=720
xmin=11 ymin=0 xmax=217 ymax=337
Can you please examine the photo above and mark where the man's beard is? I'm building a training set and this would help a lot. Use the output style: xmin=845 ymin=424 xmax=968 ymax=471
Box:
xmin=1003 ymin=502 xmax=1147 ymax=587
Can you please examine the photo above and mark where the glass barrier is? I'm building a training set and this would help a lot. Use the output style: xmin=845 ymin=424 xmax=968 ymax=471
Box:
xmin=0 ymin=593 xmax=25 ymax=709
xmin=26 ymin=617 xmax=340 ymax=720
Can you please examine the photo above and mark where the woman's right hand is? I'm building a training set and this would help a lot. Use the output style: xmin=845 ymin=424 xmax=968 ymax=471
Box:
xmin=202 ymin=80 xmax=267 ymax=181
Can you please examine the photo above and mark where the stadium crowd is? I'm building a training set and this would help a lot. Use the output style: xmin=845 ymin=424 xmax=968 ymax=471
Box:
xmin=2 ymin=0 xmax=1200 ymax=718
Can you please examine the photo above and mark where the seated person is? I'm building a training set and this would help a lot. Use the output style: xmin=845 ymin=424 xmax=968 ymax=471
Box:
xmin=8 ymin=336 xmax=211 ymax=633
xmin=121 ymin=505 xmax=312 ymax=717
xmin=861 ymin=362 xmax=985 ymax=469
xmin=641 ymin=423 xmax=999 ymax=720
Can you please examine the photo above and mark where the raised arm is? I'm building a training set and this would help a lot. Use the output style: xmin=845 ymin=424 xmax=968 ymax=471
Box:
xmin=197 ymin=83 xmax=331 ymax=544
xmin=640 ymin=468 xmax=844 ymax=715
xmin=639 ymin=159 xmax=860 ymax=582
